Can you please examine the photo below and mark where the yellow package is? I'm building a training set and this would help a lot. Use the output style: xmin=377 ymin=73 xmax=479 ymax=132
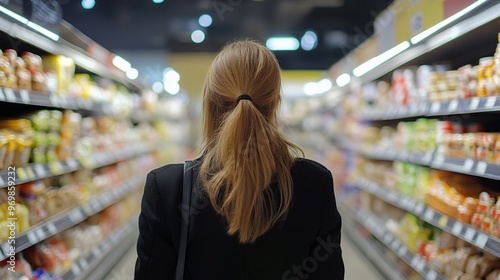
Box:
xmin=42 ymin=55 xmax=75 ymax=96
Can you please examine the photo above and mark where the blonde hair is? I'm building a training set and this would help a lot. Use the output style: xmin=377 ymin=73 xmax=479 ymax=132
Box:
xmin=200 ymin=40 xmax=302 ymax=243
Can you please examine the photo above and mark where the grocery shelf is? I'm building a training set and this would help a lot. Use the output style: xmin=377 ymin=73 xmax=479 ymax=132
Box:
xmin=358 ymin=1 xmax=500 ymax=83
xmin=0 ymin=87 xmax=105 ymax=112
xmin=0 ymin=16 xmax=142 ymax=91
xmin=341 ymin=208 xmax=405 ymax=280
xmin=341 ymin=204 xmax=446 ymax=280
xmin=0 ymin=143 xmax=161 ymax=189
xmin=61 ymin=215 xmax=138 ymax=280
xmin=356 ymin=146 xmax=500 ymax=181
xmin=359 ymin=96 xmax=500 ymax=121
xmin=0 ymin=176 xmax=143 ymax=261
xmin=355 ymin=178 xmax=500 ymax=258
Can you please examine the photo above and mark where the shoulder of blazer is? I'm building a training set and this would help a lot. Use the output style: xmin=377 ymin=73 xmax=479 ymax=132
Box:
xmin=293 ymin=158 xmax=331 ymax=176
xmin=148 ymin=163 xmax=184 ymax=196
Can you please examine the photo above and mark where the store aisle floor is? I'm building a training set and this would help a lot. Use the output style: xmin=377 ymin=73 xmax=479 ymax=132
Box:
xmin=101 ymin=231 xmax=383 ymax=280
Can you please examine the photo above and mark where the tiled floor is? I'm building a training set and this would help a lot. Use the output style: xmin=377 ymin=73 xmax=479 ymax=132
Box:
xmin=101 ymin=232 xmax=383 ymax=280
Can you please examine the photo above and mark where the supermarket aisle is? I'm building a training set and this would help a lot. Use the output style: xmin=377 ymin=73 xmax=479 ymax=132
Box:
xmin=102 ymin=231 xmax=383 ymax=280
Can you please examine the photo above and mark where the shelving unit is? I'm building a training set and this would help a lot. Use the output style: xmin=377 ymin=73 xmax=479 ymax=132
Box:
xmin=340 ymin=204 xmax=446 ymax=280
xmin=354 ymin=178 xmax=500 ymax=257
xmin=61 ymin=215 xmax=138 ymax=280
xmin=0 ymin=5 xmax=180 ymax=279
xmin=0 ymin=176 xmax=143 ymax=261
xmin=341 ymin=209 xmax=406 ymax=280
xmin=0 ymin=143 xmax=161 ymax=188
xmin=359 ymin=96 xmax=500 ymax=121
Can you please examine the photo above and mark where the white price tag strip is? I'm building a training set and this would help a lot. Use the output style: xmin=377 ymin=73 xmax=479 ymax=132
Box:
xmin=66 ymin=158 xmax=79 ymax=170
xmin=92 ymin=247 xmax=101 ymax=257
xmin=47 ymin=223 xmax=57 ymax=235
xmin=430 ymin=102 xmax=441 ymax=113
xmin=27 ymin=231 xmax=37 ymax=243
xmin=427 ymin=270 xmax=438 ymax=280
xmin=0 ymin=175 xmax=5 ymax=186
xmin=485 ymin=96 xmax=497 ymax=108
xmin=464 ymin=227 xmax=475 ymax=242
xmin=416 ymin=258 xmax=426 ymax=271
xmin=19 ymin=90 xmax=30 ymax=103
xmin=463 ymin=159 xmax=474 ymax=172
xmin=0 ymin=249 xmax=4 ymax=260
xmin=4 ymin=88 xmax=16 ymax=102
xmin=475 ymin=161 xmax=488 ymax=176
xmin=434 ymin=154 xmax=445 ymax=167
xmin=0 ymin=88 xmax=5 ymax=100
xmin=474 ymin=233 xmax=488 ymax=249
xmin=1 ymin=243 xmax=10 ymax=256
xmin=397 ymin=245 xmax=407 ymax=256
xmin=448 ymin=100 xmax=459 ymax=111
xmin=34 ymin=164 xmax=46 ymax=178
xmin=414 ymin=203 xmax=425 ymax=215
xmin=71 ymin=263 xmax=81 ymax=276
xmin=424 ymin=208 xmax=434 ymax=221
xmin=79 ymin=258 xmax=89 ymax=269
xmin=452 ymin=222 xmax=463 ymax=235
xmin=469 ymin=97 xmax=480 ymax=110
xmin=35 ymin=228 xmax=45 ymax=240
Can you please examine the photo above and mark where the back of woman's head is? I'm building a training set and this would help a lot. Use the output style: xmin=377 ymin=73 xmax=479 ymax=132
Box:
xmin=200 ymin=40 xmax=302 ymax=243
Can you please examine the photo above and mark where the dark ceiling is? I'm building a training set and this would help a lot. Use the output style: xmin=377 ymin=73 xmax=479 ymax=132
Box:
xmin=61 ymin=0 xmax=393 ymax=70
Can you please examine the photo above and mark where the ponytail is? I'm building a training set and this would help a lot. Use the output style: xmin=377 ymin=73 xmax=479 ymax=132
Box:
xmin=199 ymin=40 xmax=302 ymax=243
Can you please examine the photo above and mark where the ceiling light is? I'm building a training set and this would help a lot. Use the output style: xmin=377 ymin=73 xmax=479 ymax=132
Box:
xmin=353 ymin=41 xmax=411 ymax=77
xmin=304 ymin=79 xmax=332 ymax=96
xmin=336 ymin=73 xmax=351 ymax=87
xmin=164 ymin=82 xmax=180 ymax=95
xmin=126 ymin=68 xmax=139 ymax=80
xmin=411 ymin=0 xmax=487 ymax=44
xmin=266 ymin=37 xmax=300 ymax=51
xmin=164 ymin=68 xmax=180 ymax=83
xmin=152 ymin=82 xmax=163 ymax=93
xmin=0 ymin=6 xmax=28 ymax=24
xmin=301 ymin=31 xmax=318 ymax=51
xmin=191 ymin=30 xmax=205 ymax=43
xmin=81 ymin=0 xmax=95 ymax=10
xmin=198 ymin=14 xmax=213 ymax=28
xmin=152 ymin=0 xmax=164 ymax=3
xmin=112 ymin=55 xmax=132 ymax=72
xmin=26 ymin=21 xmax=60 ymax=41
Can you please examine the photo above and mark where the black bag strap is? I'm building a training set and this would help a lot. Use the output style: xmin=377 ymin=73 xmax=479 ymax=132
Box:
xmin=175 ymin=160 xmax=193 ymax=280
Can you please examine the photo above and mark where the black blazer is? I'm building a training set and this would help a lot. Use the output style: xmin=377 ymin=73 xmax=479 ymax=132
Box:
xmin=135 ymin=158 xmax=344 ymax=280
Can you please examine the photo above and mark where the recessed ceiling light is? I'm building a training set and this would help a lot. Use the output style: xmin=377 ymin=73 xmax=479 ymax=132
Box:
xmin=81 ymin=0 xmax=95 ymax=10
xmin=191 ymin=30 xmax=205 ymax=43
xmin=152 ymin=0 xmax=164 ymax=3
xmin=152 ymin=82 xmax=163 ymax=93
xmin=199 ymin=14 xmax=213 ymax=28
xmin=266 ymin=37 xmax=300 ymax=51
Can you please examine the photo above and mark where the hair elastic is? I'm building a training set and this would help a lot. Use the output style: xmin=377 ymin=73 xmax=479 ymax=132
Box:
xmin=236 ymin=94 xmax=253 ymax=103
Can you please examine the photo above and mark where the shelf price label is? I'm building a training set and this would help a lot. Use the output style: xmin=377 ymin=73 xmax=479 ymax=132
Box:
xmin=430 ymin=102 xmax=441 ymax=113
xmin=469 ymin=97 xmax=480 ymax=110
xmin=35 ymin=228 xmax=45 ymax=240
xmin=452 ymin=222 xmax=463 ymax=235
xmin=463 ymin=159 xmax=474 ymax=172
xmin=16 ymin=168 xmax=28 ymax=181
xmin=0 ymin=88 xmax=5 ymax=100
xmin=71 ymin=263 xmax=82 ymax=276
xmin=475 ymin=161 xmax=488 ymax=176
xmin=26 ymin=231 xmax=37 ymax=244
xmin=474 ymin=233 xmax=488 ymax=249
xmin=4 ymin=88 xmax=16 ymax=102
xmin=438 ymin=216 xmax=448 ymax=227
xmin=464 ymin=227 xmax=476 ymax=242
xmin=424 ymin=208 xmax=434 ymax=221
xmin=427 ymin=270 xmax=438 ymax=280
xmin=414 ymin=203 xmax=425 ymax=215
xmin=66 ymin=158 xmax=79 ymax=170
xmin=19 ymin=90 xmax=30 ymax=104
xmin=433 ymin=154 xmax=445 ymax=167
xmin=34 ymin=164 xmax=47 ymax=178
xmin=448 ymin=100 xmax=459 ymax=112
xmin=485 ymin=96 xmax=497 ymax=108
xmin=46 ymin=223 xmax=57 ymax=235
xmin=397 ymin=245 xmax=407 ymax=256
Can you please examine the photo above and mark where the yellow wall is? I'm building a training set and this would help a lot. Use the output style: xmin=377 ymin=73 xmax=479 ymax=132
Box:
xmin=169 ymin=53 xmax=217 ymax=99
